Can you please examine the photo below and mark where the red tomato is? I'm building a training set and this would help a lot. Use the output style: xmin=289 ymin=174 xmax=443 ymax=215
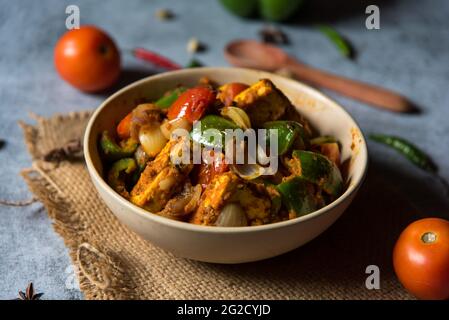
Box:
xmin=116 ymin=112 xmax=132 ymax=139
xmin=218 ymin=82 xmax=249 ymax=106
xmin=195 ymin=152 xmax=229 ymax=188
xmin=393 ymin=218 xmax=449 ymax=300
xmin=54 ymin=25 xmax=121 ymax=92
xmin=167 ymin=87 xmax=215 ymax=123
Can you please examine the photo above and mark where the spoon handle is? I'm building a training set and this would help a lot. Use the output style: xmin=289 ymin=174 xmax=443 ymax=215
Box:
xmin=285 ymin=59 xmax=414 ymax=113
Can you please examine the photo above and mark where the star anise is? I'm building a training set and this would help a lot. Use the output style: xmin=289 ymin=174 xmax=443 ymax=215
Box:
xmin=16 ymin=282 xmax=44 ymax=300
xmin=43 ymin=138 xmax=83 ymax=162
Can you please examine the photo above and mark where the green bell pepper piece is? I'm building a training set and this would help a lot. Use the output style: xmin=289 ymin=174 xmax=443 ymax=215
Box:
xmin=289 ymin=150 xmax=344 ymax=197
xmin=191 ymin=115 xmax=239 ymax=148
xmin=259 ymin=0 xmax=304 ymax=22
xmin=154 ymin=87 xmax=186 ymax=109
xmin=263 ymin=121 xmax=305 ymax=155
xmin=107 ymin=158 xmax=137 ymax=197
xmin=220 ymin=0 xmax=303 ymax=22
xmin=100 ymin=130 xmax=138 ymax=161
xmin=219 ymin=0 xmax=258 ymax=18
xmin=276 ymin=177 xmax=317 ymax=217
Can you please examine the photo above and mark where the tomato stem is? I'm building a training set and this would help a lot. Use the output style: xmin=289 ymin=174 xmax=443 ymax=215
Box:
xmin=421 ymin=232 xmax=437 ymax=244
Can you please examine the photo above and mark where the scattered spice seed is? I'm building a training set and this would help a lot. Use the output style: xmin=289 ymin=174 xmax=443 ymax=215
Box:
xmin=317 ymin=24 xmax=355 ymax=59
xmin=259 ymin=25 xmax=289 ymax=45
xmin=16 ymin=283 xmax=44 ymax=300
xmin=155 ymin=8 xmax=175 ymax=21
xmin=186 ymin=38 xmax=206 ymax=54
xmin=43 ymin=138 xmax=83 ymax=162
xmin=369 ymin=134 xmax=437 ymax=173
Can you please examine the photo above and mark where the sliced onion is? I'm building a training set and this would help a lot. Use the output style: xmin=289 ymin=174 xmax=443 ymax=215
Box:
xmin=158 ymin=175 xmax=176 ymax=191
xmin=215 ymin=203 xmax=248 ymax=227
xmin=230 ymin=163 xmax=265 ymax=180
xmin=138 ymin=124 xmax=168 ymax=157
xmin=184 ymin=184 xmax=202 ymax=214
xmin=130 ymin=103 xmax=162 ymax=139
xmin=134 ymin=145 xmax=150 ymax=168
xmin=220 ymin=106 xmax=251 ymax=130
xmin=160 ymin=117 xmax=192 ymax=140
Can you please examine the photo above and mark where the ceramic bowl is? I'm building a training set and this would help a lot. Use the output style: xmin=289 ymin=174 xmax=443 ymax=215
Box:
xmin=84 ymin=67 xmax=368 ymax=263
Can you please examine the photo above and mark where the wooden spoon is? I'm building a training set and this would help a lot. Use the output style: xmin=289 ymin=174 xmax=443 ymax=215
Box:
xmin=224 ymin=40 xmax=414 ymax=113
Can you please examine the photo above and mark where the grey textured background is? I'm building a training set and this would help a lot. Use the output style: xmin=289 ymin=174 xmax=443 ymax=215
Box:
xmin=0 ymin=0 xmax=448 ymax=300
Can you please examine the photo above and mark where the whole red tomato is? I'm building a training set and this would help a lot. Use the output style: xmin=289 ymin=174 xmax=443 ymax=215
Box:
xmin=54 ymin=25 xmax=121 ymax=92
xmin=167 ymin=87 xmax=215 ymax=123
xmin=393 ymin=217 xmax=449 ymax=300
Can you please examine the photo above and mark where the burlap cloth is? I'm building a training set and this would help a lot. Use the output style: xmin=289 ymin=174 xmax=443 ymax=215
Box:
xmin=18 ymin=111 xmax=416 ymax=300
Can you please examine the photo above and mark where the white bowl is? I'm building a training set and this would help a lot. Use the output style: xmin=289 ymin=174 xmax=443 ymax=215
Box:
xmin=84 ymin=67 xmax=368 ymax=264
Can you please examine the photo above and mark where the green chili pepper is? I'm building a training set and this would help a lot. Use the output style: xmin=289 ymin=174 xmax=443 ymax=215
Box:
xmin=191 ymin=115 xmax=239 ymax=148
xmin=276 ymin=177 xmax=317 ymax=217
xmin=185 ymin=58 xmax=203 ymax=68
xmin=107 ymin=158 xmax=137 ymax=197
xmin=263 ymin=121 xmax=305 ymax=155
xmin=317 ymin=24 xmax=354 ymax=59
xmin=154 ymin=87 xmax=186 ymax=109
xmin=100 ymin=131 xmax=138 ymax=161
xmin=369 ymin=134 xmax=437 ymax=173
xmin=288 ymin=150 xmax=344 ymax=197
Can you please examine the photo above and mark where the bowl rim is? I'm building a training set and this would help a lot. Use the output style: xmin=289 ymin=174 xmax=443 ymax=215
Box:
xmin=84 ymin=67 xmax=368 ymax=234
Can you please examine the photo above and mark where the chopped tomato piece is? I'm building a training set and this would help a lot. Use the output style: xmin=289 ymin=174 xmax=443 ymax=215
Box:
xmin=195 ymin=152 xmax=229 ymax=188
xmin=217 ymin=82 xmax=249 ymax=106
xmin=167 ymin=87 xmax=215 ymax=123
xmin=116 ymin=112 xmax=133 ymax=139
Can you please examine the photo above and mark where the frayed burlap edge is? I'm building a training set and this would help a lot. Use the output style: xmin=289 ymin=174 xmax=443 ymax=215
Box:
xmin=19 ymin=112 xmax=136 ymax=299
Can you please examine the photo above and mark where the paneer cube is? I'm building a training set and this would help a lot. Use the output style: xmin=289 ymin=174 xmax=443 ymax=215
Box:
xmin=229 ymin=186 xmax=271 ymax=225
xmin=189 ymin=172 xmax=240 ymax=225
xmin=232 ymin=79 xmax=290 ymax=127
xmin=190 ymin=171 xmax=272 ymax=226
xmin=130 ymin=140 xmax=193 ymax=212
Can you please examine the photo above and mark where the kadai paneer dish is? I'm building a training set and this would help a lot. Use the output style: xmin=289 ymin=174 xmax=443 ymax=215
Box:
xmin=99 ymin=78 xmax=345 ymax=227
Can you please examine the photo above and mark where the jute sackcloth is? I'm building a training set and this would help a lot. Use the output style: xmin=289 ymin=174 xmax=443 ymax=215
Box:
xmin=19 ymin=112 xmax=415 ymax=300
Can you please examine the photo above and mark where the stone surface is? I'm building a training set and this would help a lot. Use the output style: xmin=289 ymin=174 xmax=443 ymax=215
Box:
xmin=0 ymin=0 xmax=448 ymax=299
